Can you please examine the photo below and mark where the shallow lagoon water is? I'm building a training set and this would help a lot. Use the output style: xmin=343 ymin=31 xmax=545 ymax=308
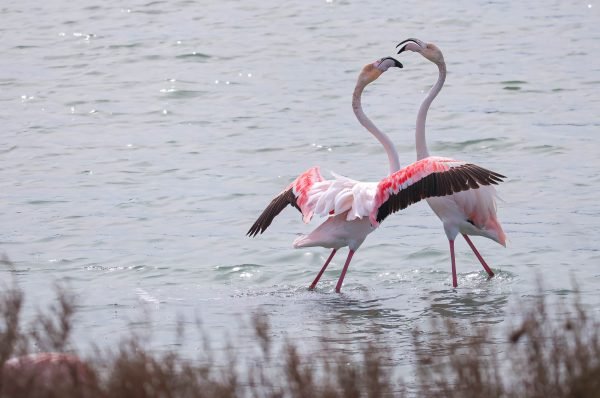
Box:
xmin=1 ymin=0 xmax=600 ymax=388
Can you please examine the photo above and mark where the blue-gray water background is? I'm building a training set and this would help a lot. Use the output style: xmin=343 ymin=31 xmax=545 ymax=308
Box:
xmin=1 ymin=0 xmax=599 ymax=387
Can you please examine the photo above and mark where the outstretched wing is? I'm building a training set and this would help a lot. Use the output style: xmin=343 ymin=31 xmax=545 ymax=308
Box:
xmin=247 ymin=166 xmax=324 ymax=237
xmin=370 ymin=157 xmax=505 ymax=225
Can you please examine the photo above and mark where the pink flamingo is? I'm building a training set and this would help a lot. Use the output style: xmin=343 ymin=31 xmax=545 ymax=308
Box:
xmin=395 ymin=38 xmax=507 ymax=287
xmin=247 ymin=57 xmax=505 ymax=293
xmin=2 ymin=353 xmax=95 ymax=393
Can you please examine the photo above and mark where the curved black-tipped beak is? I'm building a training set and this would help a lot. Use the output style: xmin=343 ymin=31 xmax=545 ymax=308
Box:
xmin=396 ymin=38 xmax=420 ymax=54
xmin=380 ymin=56 xmax=403 ymax=68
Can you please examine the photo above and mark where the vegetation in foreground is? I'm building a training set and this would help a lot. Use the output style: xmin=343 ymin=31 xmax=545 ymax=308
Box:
xmin=0 ymin=277 xmax=599 ymax=397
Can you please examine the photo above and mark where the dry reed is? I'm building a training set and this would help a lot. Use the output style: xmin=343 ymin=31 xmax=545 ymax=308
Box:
xmin=0 ymin=275 xmax=599 ymax=397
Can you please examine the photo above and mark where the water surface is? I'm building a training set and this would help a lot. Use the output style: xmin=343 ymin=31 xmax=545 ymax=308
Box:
xmin=1 ymin=0 xmax=599 ymax=388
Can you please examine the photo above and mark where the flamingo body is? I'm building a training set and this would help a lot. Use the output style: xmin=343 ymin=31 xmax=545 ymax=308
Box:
xmin=2 ymin=353 xmax=94 ymax=392
xmin=293 ymin=212 xmax=374 ymax=251
xmin=427 ymin=187 xmax=506 ymax=246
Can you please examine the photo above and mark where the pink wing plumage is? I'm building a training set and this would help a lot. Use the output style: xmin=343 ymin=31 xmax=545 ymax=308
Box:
xmin=370 ymin=157 xmax=505 ymax=225
xmin=247 ymin=167 xmax=377 ymax=236
xmin=247 ymin=158 xmax=505 ymax=237
xmin=291 ymin=166 xmax=325 ymax=223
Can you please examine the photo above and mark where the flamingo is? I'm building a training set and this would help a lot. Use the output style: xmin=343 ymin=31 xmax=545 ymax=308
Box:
xmin=394 ymin=38 xmax=507 ymax=287
xmin=247 ymin=57 xmax=505 ymax=293
xmin=2 ymin=353 xmax=95 ymax=393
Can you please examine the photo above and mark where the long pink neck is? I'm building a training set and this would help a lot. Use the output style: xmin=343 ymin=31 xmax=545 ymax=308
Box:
xmin=352 ymin=80 xmax=400 ymax=174
xmin=416 ymin=61 xmax=446 ymax=160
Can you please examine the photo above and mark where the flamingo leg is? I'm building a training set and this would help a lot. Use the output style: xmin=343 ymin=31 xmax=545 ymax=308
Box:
xmin=449 ymin=240 xmax=458 ymax=288
xmin=309 ymin=249 xmax=337 ymax=290
xmin=462 ymin=234 xmax=495 ymax=278
xmin=335 ymin=250 xmax=355 ymax=293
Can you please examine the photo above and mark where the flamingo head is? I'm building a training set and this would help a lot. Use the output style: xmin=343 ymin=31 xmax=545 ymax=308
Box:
xmin=396 ymin=38 xmax=444 ymax=64
xmin=358 ymin=57 xmax=403 ymax=85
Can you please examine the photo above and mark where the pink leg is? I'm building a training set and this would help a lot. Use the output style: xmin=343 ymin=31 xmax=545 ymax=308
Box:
xmin=462 ymin=234 xmax=495 ymax=278
xmin=335 ymin=250 xmax=355 ymax=293
xmin=309 ymin=249 xmax=337 ymax=290
xmin=449 ymin=240 xmax=458 ymax=288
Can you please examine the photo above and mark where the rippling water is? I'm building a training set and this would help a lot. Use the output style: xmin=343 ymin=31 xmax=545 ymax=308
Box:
xmin=1 ymin=0 xmax=599 ymax=388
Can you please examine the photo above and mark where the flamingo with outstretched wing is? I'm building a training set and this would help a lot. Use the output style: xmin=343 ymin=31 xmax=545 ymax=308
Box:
xmin=394 ymin=38 xmax=507 ymax=287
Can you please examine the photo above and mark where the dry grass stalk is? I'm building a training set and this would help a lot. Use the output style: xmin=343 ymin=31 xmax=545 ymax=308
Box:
xmin=0 ymin=269 xmax=599 ymax=397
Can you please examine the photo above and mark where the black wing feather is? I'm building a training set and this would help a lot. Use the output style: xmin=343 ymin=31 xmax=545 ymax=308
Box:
xmin=376 ymin=164 xmax=505 ymax=223
xmin=247 ymin=188 xmax=300 ymax=237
